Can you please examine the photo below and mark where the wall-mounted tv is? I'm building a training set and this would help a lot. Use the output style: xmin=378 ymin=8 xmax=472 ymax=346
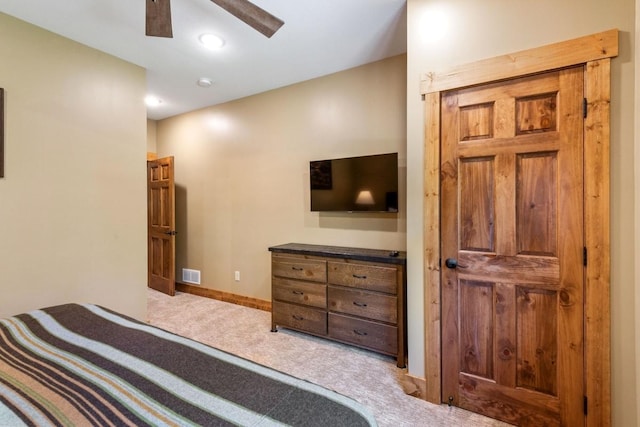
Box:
xmin=310 ymin=152 xmax=398 ymax=213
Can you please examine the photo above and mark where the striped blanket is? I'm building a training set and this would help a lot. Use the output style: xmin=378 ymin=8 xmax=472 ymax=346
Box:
xmin=0 ymin=303 xmax=377 ymax=426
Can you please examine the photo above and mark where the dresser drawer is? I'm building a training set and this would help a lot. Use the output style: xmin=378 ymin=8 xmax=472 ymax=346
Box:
xmin=328 ymin=286 xmax=397 ymax=324
xmin=269 ymin=244 xmax=407 ymax=368
xmin=272 ymin=301 xmax=327 ymax=336
xmin=272 ymin=255 xmax=327 ymax=282
xmin=272 ymin=277 xmax=326 ymax=308
xmin=328 ymin=261 xmax=397 ymax=294
xmin=328 ymin=313 xmax=398 ymax=355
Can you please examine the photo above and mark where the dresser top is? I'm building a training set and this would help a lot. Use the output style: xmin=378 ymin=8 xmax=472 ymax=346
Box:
xmin=268 ymin=243 xmax=406 ymax=265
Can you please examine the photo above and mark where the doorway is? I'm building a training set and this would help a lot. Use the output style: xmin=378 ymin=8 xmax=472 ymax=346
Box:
xmin=421 ymin=30 xmax=616 ymax=425
xmin=147 ymin=156 xmax=176 ymax=296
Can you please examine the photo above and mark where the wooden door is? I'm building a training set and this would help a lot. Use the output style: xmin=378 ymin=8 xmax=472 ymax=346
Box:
xmin=147 ymin=156 xmax=176 ymax=296
xmin=441 ymin=67 xmax=584 ymax=425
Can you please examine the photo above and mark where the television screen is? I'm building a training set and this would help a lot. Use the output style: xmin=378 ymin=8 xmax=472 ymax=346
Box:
xmin=310 ymin=152 xmax=398 ymax=212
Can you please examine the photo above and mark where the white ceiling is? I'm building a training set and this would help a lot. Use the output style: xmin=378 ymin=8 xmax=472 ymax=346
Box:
xmin=0 ymin=0 xmax=407 ymax=120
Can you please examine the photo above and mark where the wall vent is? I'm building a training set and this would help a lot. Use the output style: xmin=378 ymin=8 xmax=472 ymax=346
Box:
xmin=182 ymin=268 xmax=201 ymax=285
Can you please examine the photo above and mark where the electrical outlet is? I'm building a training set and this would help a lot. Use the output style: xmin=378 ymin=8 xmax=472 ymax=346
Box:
xmin=234 ymin=271 xmax=240 ymax=281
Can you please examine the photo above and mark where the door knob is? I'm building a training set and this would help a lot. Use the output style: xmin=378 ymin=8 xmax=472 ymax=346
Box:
xmin=445 ymin=258 xmax=467 ymax=269
xmin=165 ymin=230 xmax=178 ymax=236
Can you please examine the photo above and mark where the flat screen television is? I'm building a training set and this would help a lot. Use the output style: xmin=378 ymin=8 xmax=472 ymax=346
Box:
xmin=310 ymin=152 xmax=398 ymax=212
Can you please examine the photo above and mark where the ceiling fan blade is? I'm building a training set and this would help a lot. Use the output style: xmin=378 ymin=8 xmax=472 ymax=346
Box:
xmin=146 ymin=0 xmax=173 ymax=38
xmin=210 ymin=0 xmax=284 ymax=38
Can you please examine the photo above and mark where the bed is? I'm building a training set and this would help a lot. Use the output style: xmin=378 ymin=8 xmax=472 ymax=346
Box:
xmin=0 ymin=303 xmax=377 ymax=426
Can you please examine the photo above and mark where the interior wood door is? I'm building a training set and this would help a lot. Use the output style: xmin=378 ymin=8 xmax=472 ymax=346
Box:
xmin=147 ymin=156 xmax=176 ymax=296
xmin=441 ymin=67 xmax=585 ymax=426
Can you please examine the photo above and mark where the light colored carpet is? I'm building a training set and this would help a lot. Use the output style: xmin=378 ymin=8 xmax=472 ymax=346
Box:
xmin=147 ymin=288 xmax=509 ymax=427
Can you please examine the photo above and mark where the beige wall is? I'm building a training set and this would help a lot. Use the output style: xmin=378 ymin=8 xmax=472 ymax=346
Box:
xmin=0 ymin=13 xmax=148 ymax=320
xmin=407 ymin=0 xmax=637 ymax=426
xmin=147 ymin=119 xmax=158 ymax=154
xmin=635 ymin=1 xmax=640 ymax=425
xmin=636 ymin=3 xmax=640 ymax=426
xmin=156 ymin=55 xmax=407 ymax=301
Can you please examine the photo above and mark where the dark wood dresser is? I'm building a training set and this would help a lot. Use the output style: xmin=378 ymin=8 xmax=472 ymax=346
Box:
xmin=269 ymin=243 xmax=407 ymax=368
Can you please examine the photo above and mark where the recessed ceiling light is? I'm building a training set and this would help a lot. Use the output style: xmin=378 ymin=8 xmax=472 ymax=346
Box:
xmin=199 ymin=33 xmax=225 ymax=50
xmin=197 ymin=78 xmax=213 ymax=88
xmin=145 ymin=95 xmax=162 ymax=107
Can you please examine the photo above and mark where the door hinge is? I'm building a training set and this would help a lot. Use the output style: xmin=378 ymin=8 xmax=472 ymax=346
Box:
xmin=584 ymin=396 xmax=588 ymax=415
xmin=583 ymin=98 xmax=588 ymax=119
xmin=583 ymin=247 xmax=588 ymax=267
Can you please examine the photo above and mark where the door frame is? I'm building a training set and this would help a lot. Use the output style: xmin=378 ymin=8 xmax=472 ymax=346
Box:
xmin=421 ymin=29 xmax=617 ymax=426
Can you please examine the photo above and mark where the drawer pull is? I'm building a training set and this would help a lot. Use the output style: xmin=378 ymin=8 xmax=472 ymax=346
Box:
xmin=292 ymin=266 xmax=304 ymax=271
xmin=353 ymin=301 xmax=368 ymax=308
xmin=353 ymin=329 xmax=368 ymax=336
xmin=292 ymin=315 xmax=304 ymax=321
xmin=352 ymin=274 xmax=367 ymax=279
xmin=292 ymin=290 xmax=304 ymax=295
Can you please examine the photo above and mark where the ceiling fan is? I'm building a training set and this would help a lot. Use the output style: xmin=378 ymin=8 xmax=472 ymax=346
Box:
xmin=146 ymin=0 xmax=284 ymax=39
